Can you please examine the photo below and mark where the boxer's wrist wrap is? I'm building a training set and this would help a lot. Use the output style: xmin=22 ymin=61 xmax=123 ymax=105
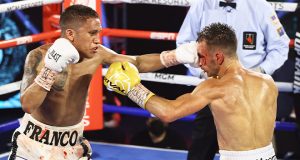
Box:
xmin=128 ymin=83 xmax=155 ymax=109
xmin=160 ymin=51 xmax=180 ymax=68
xmin=34 ymin=67 xmax=57 ymax=91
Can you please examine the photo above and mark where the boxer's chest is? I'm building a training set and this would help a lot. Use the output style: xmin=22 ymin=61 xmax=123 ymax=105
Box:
xmin=52 ymin=65 xmax=94 ymax=91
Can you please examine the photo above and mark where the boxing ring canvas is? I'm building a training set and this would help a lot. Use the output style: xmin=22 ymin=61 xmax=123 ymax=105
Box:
xmin=0 ymin=141 xmax=220 ymax=160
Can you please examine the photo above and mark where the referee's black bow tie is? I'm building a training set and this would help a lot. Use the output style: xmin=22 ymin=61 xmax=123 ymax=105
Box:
xmin=219 ymin=1 xmax=236 ymax=8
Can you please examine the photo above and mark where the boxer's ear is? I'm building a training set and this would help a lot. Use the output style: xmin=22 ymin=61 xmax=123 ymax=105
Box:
xmin=65 ymin=29 xmax=75 ymax=42
xmin=215 ymin=51 xmax=224 ymax=65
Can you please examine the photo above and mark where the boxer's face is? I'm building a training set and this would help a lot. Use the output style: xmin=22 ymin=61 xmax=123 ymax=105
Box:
xmin=73 ymin=18 xmax=101 ymax=58
xmin=198 ymin=41 xmax=219 ymax=77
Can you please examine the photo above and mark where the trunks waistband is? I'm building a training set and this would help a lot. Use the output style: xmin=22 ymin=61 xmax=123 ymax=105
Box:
xmin=17 ymin=113 xmax=84 ymax=147
xmin=219 ymin=144 xmax=276 ymax=160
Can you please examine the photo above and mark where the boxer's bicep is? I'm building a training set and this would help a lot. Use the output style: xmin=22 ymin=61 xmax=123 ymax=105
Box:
xmin=135 ymin=54 xmax=164 ymax=72
xmin=102 ymin=53 xmax=136 ymax=66
xmin=21 ymin=50 xmax=43 ymax=93
xmin=100 ymin=45 xmax=136 ymax=66
xmin=174 ymin=93 xmax=210 ymax=115
xmin=146 ymin=93 xmax=209 ymax=122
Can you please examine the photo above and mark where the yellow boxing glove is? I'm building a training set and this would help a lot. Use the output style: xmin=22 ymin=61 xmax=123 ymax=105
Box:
xmin=104 ymin=61 xmax=140 ymax=95
xmin=104 ymin=62 xmax=155 ymax=109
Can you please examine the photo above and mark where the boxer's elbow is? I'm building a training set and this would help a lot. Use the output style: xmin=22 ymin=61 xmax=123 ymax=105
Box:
xmin=20 ymin=95 xmax=38 ymax=114
xmin=21 ymin=103 xmax=32 ymax=114
xmin=160 ymin=116 xmax=175 ymax=123
xmin=157 ymin=110 xmax=177 ymax=123
xmin=21 ymin=97 xmax=32 ymax=113
xmin=20 ymin=87 xmax=46 ymax=113
xmin=22 ymin=107 xmax=32 ymax=114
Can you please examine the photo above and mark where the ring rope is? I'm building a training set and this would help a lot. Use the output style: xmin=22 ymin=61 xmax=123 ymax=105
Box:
xmin=0 ymin=69 xmax=294 ymax=95
xmin=0 ymin=12 xmax=295 ymax=48
xmin=0 ymin=29 xmax=295 ymax=49
xmin=0 ymin=104 xmax=297 ymax=134
xmin=0 ymin=81 xmax=21 ymax=95
xmin=0 ymin=119 xmax=21 ymax=133
xmin=0 ymin=30 xmax=61 ymax=49
xmin=102 ymin=69 xmax=293 ymax=92
xmin=102 ymin=28 xmax=177 ymax=40
xmin=0 ymin=0 xmax=63 ymax=13
xmin=0 ymin=0 xmax=298 ymax=13
xmin=0 ymin=29 xmax=179 ymax=49
xmin=102 ymin=0 xmax=194 ymax=7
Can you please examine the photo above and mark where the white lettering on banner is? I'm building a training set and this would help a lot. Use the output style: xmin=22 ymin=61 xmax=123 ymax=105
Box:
xmin=154 ymin=73 xmax=175 ymax=80
xmin=83 ymin=98 xmax=90 ymax=127
xmin=130 ymin=0 xmax=190 ymax=6
xmin=6 ymin=1 xmax=43 ymax=12
xmin=16 ymin=36 xmax=33 ymax=45
xmin=294 ymin=56 xmax=300 ymax=93
xmin=83 ymin=116 xmax=90 ymax=127
xmin=150 ymin=32 xmax=176 ymax=40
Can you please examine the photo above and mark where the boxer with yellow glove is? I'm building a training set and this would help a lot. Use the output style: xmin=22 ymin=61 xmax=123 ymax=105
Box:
xmin=104 ymin=23 xmax=279 ymax=160
xmin=104 ymin=62 xmax=155 ymax=109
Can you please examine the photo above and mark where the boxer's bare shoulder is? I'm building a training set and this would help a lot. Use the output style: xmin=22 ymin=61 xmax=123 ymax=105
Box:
xmin=38 ymin=43 xmax=51 ymax=51
xmin=245 ymin=69 xmax=277 ymax=92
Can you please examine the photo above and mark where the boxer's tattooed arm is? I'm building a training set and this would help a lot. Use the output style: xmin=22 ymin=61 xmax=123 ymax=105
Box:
xmin=52 ymin=71 xmax=68 ymax=91
xmin=21 ymin=49 xmax=68 ymax=92
xmin=20 ymin=50 xmax=43 ymax=93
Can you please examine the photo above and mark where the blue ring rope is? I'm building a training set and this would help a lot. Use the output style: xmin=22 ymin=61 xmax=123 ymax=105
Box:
xmin=0 ymin=104 xmax=297 ymax=133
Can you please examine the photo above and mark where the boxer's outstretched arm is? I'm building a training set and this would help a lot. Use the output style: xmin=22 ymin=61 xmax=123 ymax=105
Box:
xmin=100 ymin=45 xmax=164 ymax=72
xmin=104 ymin=62 xmax=220 ymax=122
xmin=145 ymin=79 xmax=223 ymax=122
xmin=145 ymin=92 xmax=207 ymax=122
xmin=134 ymin=54 xmax=165 ymax=72
xmin=20 ymin=49 xmax=48 ymax=113
xmin=100 ymin=44 xmax=198 ymax=73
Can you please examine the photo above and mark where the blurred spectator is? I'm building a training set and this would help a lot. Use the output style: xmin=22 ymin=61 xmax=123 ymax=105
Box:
xmin=176 ymin=0 xmax=289 ymax=159
xmin=0 ymin=10 xmax=27 ymax=108
xmin=130 ymin=117 xmax=187 ymax=150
